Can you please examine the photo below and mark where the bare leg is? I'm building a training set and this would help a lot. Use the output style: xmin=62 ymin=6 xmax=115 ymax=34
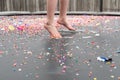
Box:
xmin=45 ymin=0 xmax=62 ymax=39
xmin=57 ymin=0 xmax=75 ymax=30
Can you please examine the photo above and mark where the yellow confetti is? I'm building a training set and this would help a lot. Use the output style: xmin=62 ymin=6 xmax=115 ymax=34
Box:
xmin=93 ymin=78 xmax=97 ymax=80
xmin=106 ymin=62 xmax=111 ymax=64
xmin=96 ymin=23 xmax=100 ymax=26
xmin=8 ymin=25 xmax=15 ymax=31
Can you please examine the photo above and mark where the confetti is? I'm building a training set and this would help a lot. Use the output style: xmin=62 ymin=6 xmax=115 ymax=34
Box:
xmin=82 ymin=36 xmax=92 ymax=39
xmin=8 ymin=25 xmax=15 ymax=31
xmin=18 ymin=68 xmax=22 ymax=72
xmin=93 ymin=78 xmax=97 ymax=80
xmin=17 ymin=26 xmax=25 ymax=31
xmin=0 ymin=50 xmax=4 ymax=54
xmin=76 ymin=73 xmax=80 ymax=76
xmin=110 ymin=75 xmax=115 ymax=78
xmin=95 ymin=34 xmax=100 ymax=36
xmin=88 ymin=71 xmax=93 ymax=77
xmin=13 ymin=63 xmax=17 ymax=67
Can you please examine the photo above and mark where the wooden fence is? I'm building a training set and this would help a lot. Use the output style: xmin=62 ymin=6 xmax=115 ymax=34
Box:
xmin=0 ymin=0 xmax=120 ymax=12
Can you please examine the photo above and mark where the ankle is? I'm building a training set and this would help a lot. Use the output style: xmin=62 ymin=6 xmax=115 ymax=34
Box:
xmin=59 ymin=17 xmax=67 ymax=21
xmin=46 ymin=20 xmax=55 ymax=25
xmin=45 ymin=22 xmax=54 ymax=26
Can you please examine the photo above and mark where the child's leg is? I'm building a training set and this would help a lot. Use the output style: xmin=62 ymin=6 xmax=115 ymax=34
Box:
xmin=57 ymin=0 xmax=75 ymax=30
xmin=45 ymin=0 xmax=62 ymax=38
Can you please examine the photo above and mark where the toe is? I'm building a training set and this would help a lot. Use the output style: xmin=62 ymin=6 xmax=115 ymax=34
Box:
xmin=69 ymin=26 xmax=76 ymax=31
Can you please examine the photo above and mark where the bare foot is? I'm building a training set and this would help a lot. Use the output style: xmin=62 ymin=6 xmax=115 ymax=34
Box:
xmin=57 ymin=18 xmax=76 ymax=31
xmin=44 ymin=23 xmax=62 ymax=39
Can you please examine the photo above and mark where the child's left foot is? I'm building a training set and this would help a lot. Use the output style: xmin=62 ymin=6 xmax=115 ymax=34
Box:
xmin=57 ymin=18 xmax=76 ymax=31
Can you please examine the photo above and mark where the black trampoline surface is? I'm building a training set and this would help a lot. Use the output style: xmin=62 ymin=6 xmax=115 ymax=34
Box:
xmin=0 ymin=15 xmax=120 ymax=80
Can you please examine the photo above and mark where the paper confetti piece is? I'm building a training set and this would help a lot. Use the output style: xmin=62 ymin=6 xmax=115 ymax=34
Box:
xmin=8 ymin=25 xmax=15 ymax=31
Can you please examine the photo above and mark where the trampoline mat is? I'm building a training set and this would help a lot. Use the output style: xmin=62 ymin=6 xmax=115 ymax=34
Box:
xmin=0 ymin=15 xmax=120 ymax=80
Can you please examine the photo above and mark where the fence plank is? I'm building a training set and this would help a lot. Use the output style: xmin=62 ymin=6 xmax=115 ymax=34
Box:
xmin=39 ymin=0 xmax=46 ymax=11
xmin=69 ymin=0 xmax=77 ymax=11
xmin=103 ymin=0 xmax=120 ymax=12
xmin=0 ymin=0 xmax=120 ymax=12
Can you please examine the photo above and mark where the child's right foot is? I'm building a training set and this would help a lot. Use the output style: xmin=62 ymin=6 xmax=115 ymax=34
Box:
xmin=44 ymin=23 xmax=62 ymax=39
